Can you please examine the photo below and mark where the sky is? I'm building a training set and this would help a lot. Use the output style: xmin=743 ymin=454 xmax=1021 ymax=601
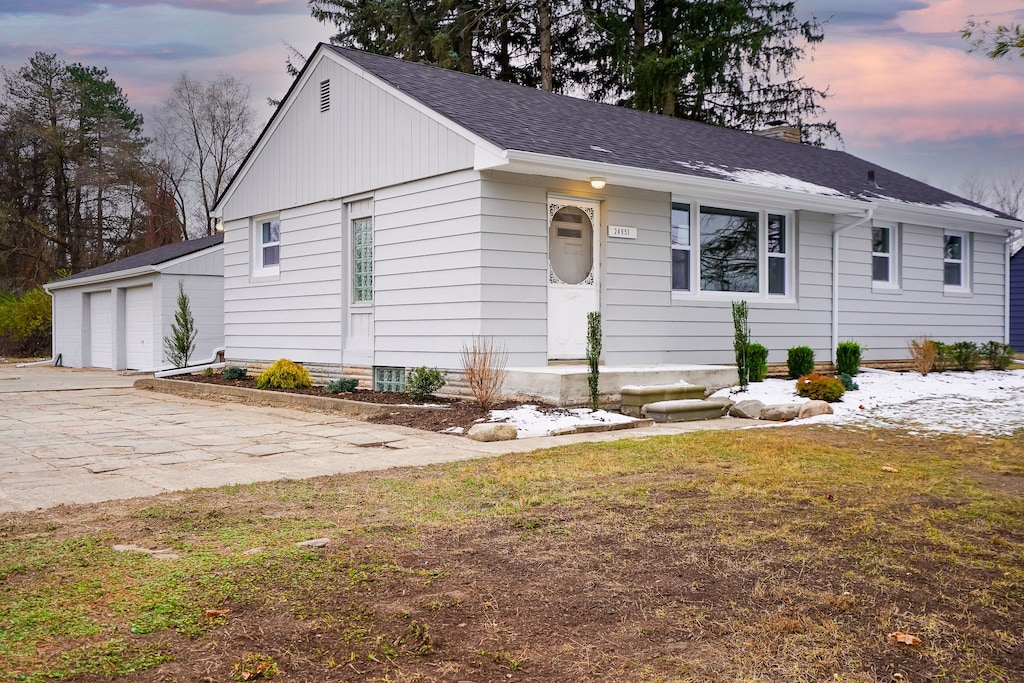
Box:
xmin=0 ymin=0 xmax=1022 ymax=200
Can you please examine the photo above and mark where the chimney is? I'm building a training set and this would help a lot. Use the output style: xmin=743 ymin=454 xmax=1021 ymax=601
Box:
xmin=754 ymin=122 xmax=801 ymax=144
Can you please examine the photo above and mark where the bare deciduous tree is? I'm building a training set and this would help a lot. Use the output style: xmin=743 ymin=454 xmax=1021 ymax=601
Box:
xmin=152 ymin=73 xmax=256 ymax=237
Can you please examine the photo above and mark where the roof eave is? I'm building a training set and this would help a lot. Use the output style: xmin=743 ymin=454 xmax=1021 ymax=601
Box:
xmin=868 ymin=198 xmax=1023 ymax=236
xmin=501 ymin=150 xmax=870 ymax=215
xmin=44 ymin=265 xmax=159 ymax=291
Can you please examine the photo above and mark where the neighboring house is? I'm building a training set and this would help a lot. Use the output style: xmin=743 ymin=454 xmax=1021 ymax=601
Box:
xmin=1012 ymin=246 xmax=1024 ymax=351
xmin=45 ymin=235 xmax=224 ymax=370
xmin=213 ymin=44 xmax=1022 ymax=390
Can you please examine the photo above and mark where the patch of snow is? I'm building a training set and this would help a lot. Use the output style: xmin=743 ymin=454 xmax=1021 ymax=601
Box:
xmin=441 ymin=426 xmax=464 ymax=434
xmin=590 ymin=145 xmax=612 ymax=153
xmin=488 ymin=404 xmax=635 ymax=438
xmin=863 ymin=194 xmax=1001 ymax=219
xmin=711 ymin=370 xmax=1024 ymax=436
xmin=619 ymin=380 xmax=693 ymax=391
xmin=672 ymin=161 xmax=846 ymax=198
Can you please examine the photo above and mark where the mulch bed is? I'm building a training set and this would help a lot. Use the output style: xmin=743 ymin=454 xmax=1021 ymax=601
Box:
xmin=170 ymin=374 xmax=534 ymax=433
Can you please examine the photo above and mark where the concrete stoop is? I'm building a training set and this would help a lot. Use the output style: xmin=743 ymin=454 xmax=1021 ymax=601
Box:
xmin=502 ymin=364 xmax=737 ymax=406
xmin=642 ymin=398 xmax=733 ymax=423
xmin=619 ymin=383 xmax=708 ymax=416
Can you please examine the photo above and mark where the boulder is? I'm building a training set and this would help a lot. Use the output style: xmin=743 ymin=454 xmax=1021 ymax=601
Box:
xmin=729 ymin=399 xmax=765 ymax=419
xmin=705 ymin=397 xmax=735 ymax=415
xmin=760 ymin=403 xmax=802 ymax=422
xmin=468 ymin=423 xmax=518 ymax=442
xmin=798 ymin=400 xmax=834 ymax=419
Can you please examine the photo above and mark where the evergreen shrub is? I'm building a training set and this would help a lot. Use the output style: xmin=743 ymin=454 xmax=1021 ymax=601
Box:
xmin=835 ymin=341 xmax=861 ymax=376
xmin=223 ymin=365 xmax=248 ymax=380
xmin=255 ymin=359 xmax=312 ymax=390
xmin=950 ymin=341 xmax=980 ymax=371
xmin=747 ymin=343 xmax=768 ymax=382
xmin=981 ymin=341 xmax=1015 ymax=370
xmin=787 ymin=345 xmax=815 ymax=378
xmin=795 ymin=373 xmax=845 ymax=402
xmin=405 ymin=366 xmax=446 ymax=400
xmin=324 ymin=378 xmax=358 ymax=394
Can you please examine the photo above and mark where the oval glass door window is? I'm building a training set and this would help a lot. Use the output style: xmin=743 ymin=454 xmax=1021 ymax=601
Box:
xmin=549 ymin=206 xmax=593 ymax=284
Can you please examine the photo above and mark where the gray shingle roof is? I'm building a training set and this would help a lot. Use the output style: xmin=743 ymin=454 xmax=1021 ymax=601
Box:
xmin=53 ymin=234 xmax=223 ymax=284
xmin=329 ymin=45 xmax=1012 ymax=220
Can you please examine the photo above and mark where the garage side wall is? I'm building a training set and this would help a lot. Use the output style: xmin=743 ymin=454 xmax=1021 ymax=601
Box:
xmin=51 ymin=288 xmax=84 ymax=367
xmin=156 ymin=274 xmax=225 ymax=366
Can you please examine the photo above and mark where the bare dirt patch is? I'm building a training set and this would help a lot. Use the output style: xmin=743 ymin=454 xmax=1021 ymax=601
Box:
xmin=2 ymin=426 xmax=1022 ymax=682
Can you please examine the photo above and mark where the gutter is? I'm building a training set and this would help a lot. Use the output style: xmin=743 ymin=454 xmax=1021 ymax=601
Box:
xmin=832 ymin=209 xmax=874 ymax=364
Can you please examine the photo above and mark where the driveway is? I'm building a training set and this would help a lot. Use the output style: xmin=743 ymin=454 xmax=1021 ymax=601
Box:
xmin=0 ymin=365 xmax=742 ymax=514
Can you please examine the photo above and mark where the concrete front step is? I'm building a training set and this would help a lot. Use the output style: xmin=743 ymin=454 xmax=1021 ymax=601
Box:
xmin=642 ymin=398 xmax=733 ymax=423
xmin=620 ymin=383 xmax=707 ymax=417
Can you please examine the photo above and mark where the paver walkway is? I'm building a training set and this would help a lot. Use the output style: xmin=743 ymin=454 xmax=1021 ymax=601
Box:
xmin=0 ymin=365 xmax=749 ymax=514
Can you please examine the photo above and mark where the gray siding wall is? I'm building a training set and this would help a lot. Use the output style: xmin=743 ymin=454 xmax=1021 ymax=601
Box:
xmin=373 ymin=170 xmax=485 ymax=368
xmin=837 ymin=224 xmax=1007 ymax=359
xmin=223 ymin=200 xmax=343 ymax=365
xmin=477 ymin=172 xmax=836 ymax=366
xmin=218 ymin=55 xmax=475 ymax=221
xmin=51 ymin=287 xmax=84 ymax=367
xmin=477 ymin=172 xmax=1008 ymax=366
xmin=1011 ymin=249 xmax=1024 ymax=351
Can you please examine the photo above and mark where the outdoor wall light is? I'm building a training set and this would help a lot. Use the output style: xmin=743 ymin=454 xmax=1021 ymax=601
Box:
xmin=215 ymin=220 xmax=225 ymax=232
xmin=589 ymin=177 xmax=606 ymax=189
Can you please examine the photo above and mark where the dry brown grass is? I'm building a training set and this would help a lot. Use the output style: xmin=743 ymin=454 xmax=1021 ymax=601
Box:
xmin=459 ymin=336 xmax=509 ymax=410
xmin=907 ymin=336 xmax=937 ymax=375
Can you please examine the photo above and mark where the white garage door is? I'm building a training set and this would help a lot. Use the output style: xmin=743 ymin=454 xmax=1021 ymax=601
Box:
xmin=124 ymin=285 xmax=153 ymax=370
xmin=88 ymin=291 xmax=112 ymax=368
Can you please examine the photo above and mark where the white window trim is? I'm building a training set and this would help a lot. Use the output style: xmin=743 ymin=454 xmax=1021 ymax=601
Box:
xmin=943 ymin=230 xmax=971 ymax=294
xmin=670 ymin=196 xmax=795 ymax=303
xmin=252 ymin=214 xmax=280 ymax=280
xmin=351 ymin=216 xmax=373 ymax=305
xmin=871 ymin=222 xmax=900 ymax=291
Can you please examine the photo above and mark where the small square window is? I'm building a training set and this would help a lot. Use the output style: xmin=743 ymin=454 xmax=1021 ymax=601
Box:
xmin=373 ymin=366 xmax=405 ymax=392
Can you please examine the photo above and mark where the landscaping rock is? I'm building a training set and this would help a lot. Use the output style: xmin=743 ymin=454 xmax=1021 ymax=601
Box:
xmin=296 ymin=538 xmax=330 ymax=548
xmin=760 ymin=403 xmax=801 ymax=422
xmin=798 ymin=400 xmax=834 ymax=419
xmin=467 ymin=423 xmax=518 ymax=442
xmin=112 ymin=544 xmax=180 ymax=560
xmin=730 ymin=399 xmax=765 ymax=419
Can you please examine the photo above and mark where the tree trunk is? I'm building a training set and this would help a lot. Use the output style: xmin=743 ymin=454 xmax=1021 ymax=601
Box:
xmin=538 ymin=0 xmax=553 ymax=91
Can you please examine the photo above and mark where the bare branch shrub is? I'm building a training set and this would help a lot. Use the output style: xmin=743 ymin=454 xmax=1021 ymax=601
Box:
xmin=907 ymin=336 xmax=937 ymax=375
xmin=460 ymin=337 xmax=509 ymax=410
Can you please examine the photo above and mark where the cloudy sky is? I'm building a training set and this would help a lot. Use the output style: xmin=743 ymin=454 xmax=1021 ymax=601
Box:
xmin=0 ymin=0 xmax=1022 ymax=196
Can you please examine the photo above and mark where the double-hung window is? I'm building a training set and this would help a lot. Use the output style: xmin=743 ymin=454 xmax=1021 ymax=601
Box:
xmin=671 ymin=199 xmax=791 ymax=298
xmin=352 ymin=217 xmax=373 ymax=303
xmin=943 ymin=231 xmax=970 ymax=292
xmin=671 ymin=202 xmax=691 ymax=291
xmin=871 ymin=224 xmax=896 ymax=286
xmin=253 ymin=216 xmax=280 ymax=278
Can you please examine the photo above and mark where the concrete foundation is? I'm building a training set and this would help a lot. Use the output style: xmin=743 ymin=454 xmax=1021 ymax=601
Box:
xmin=502 ymin=364 xmax=738 ymax=406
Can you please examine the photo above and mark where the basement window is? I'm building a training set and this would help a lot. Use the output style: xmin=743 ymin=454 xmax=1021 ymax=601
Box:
xmin=373 ymin=366 xmax=405 ymax=392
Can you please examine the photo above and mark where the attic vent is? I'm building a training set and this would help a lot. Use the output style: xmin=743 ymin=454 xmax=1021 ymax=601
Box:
xmin=319 ymin=79 xmax=330 ymax=112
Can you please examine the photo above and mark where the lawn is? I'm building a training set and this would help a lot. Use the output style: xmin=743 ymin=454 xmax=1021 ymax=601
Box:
xmin=1 ymin=425 xmax=1022 ymax=682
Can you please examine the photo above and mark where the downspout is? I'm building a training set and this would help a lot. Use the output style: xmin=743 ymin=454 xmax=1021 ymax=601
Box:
xmin=831 ymin=208 xmax=874 ymax=365
xmin=1007 ymin=228 xmax=1022 ymax=345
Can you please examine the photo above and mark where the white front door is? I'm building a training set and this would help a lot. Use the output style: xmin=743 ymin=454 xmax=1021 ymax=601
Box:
xmin=124 ymin=285 xmax=153 ymax=369
xmin=88 ymin=291 xmax=112 ymax=368
xmin=547 ymin=198 xmax=600 ymax=359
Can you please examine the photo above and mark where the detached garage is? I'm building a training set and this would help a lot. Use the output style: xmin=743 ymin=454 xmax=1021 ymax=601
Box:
xmin=44 ymin=235 xmax=224 ymax=370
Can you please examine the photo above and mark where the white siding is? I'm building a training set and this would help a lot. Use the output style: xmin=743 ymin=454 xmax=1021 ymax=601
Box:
xmin=373 ymin=170 xmax=485 ymax=368
xmin=50 ymin=288 xmax=84 ymax=367
xmin=476 ymin=172 xmax=1007 ymax=366
xmin=224 ymin=200 xmax=343 ymax=365
xmin=837 ymin=224 xmax=1007 ymax=360
xmin=218 ymin=56 xmax=475 ymax=221
xmin=158 ymin=274 xmax=225 ymax=366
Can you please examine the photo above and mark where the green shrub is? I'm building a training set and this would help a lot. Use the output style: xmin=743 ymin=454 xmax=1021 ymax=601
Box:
xmin=162 ymin=281 xmax=197 ymax=368
xmin=839 ymin=372 xmax=859 ymax=391
xmin=835 ymin=341 xmax=861 ymax=376
xmin=981 ymin=340 xmax=1015 ymax=370
xmin=933 ymin=342 xmax=953 ymax=372
xmin=324 ymin=378 xmax=358 ymax=394
xmin=787 ymin=346 xmax=815 ymax=379
xmin=405 ymin=366 xmax=446 ymax=400
xmin=0 ymin=286 xmax=52 ymax=357
xmin=222 ymin=365 xmax=248 ymax=380
xmin=950 ymin=341 xmax=980 ymax=371
xmin=731 ymin=301 xmax=751 ymax=389
xmin=202 ymin=367 xmax=214 ymax=377
xmin=255 ymin=359 xmax=312 ymax=390
xmin=586 ymin=311 xmax=602 ymax=409
xmin=747 ymin=342 xmax=768 ymax=382
xmin=795 ymin=372 xmax=845 ymax=402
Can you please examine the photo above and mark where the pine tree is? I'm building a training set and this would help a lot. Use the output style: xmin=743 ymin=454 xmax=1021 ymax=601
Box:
xmin=163 ymin=281 xmax=197 ymax=368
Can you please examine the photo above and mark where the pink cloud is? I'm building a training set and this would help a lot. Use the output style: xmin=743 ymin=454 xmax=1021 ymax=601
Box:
xmin=896 ymin=0 xmax=1024 ymax=33
xmin=803 ymin=37 xmax=1024 ymax=145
